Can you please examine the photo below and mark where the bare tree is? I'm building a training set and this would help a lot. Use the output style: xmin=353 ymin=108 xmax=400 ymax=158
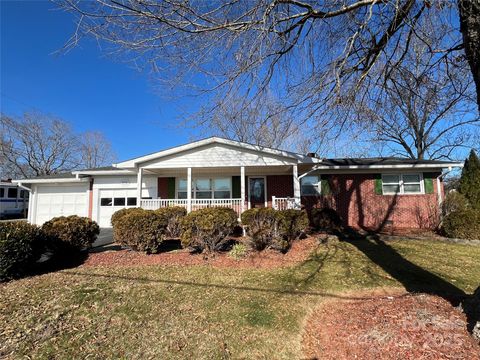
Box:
xmin=58 ymin=1 xmax=479 ymax=120
xmin=0 ymin=112 xmax=80 ymax=178
xmin=0 ymin=112 xmax=116 ymax=179
xmin=80 ymin=131 xmax=116 ymax=169
xmin=355 ymin=33 xmax=479 ymax=160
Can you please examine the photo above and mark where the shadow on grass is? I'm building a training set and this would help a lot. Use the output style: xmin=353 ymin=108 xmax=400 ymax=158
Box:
xmin=60 ymin=269 xmax=408 ymax=301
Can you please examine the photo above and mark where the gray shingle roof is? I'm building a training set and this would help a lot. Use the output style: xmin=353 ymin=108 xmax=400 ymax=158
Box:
xmin=320 ymin=157 xmax=459 ymax=167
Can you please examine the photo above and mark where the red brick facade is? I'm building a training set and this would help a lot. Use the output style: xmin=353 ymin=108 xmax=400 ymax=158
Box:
xmin=157 ymin=173 xmax=442 ymax=230
xmin=266 ymin=175 xmax=293 ymax=207
xmin=302 ymin=173 xmax=442 ymax=231
xmin=157 ymin=177 xmax=169 ymax=199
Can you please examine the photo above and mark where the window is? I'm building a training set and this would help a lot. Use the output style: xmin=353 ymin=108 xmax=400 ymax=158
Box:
xmin=0 ymin=188 xmax=4 ymax=198
xmin=177 ymin=177 xmax=231 ymax=199
xmin=213 ymin=178 xmax=231 ymax=199
xmin=301 ymin=175 xmax=321 ymax=196
xmin=195 ymin=179 xmax=211 ymax=199
xmin=7 ymin=188 xmax=18 ymax=198
xmin=114 ymin=197 xmax=126 ymax=206
xmin=101 ymin=198 xmax=112 ymax=206
xmin=127 ymin=197 xmax=137 ymax=206
xmin=382 ymin=173 xmax=422 ymax=194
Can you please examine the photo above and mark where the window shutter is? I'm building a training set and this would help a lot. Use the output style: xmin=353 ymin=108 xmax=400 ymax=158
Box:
xmin=423 ymin=173 xmax=435 ymax=194
xmin=232 ymin=176 xmax=241 ymax=198
xmin=167 ymin=177 xmax=176 ymax=198
xmin=321 ymin=176 xmax=331 ymax=195
xmin=374 ymin=174 xmax=383 ymax=195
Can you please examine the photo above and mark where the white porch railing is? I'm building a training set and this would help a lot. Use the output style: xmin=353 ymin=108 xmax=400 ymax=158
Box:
xmin=272 ymin=196 xmax=299 ymax=210
xmin=140 ymin=198 xmax=243 ymax=217
xmin=140 ymin=199 xmax=188 ymax=210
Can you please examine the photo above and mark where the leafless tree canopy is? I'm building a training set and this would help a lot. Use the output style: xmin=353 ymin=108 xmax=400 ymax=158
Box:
xmin=0 ymin=112 xmax=116 ymax=179
xmin=351 ymin=25 xmax=479 ymax=160
xmin=58 ymin=0 xmax=478 ymax=154
xmin=80 ymin=131 xmax=116 ymax=169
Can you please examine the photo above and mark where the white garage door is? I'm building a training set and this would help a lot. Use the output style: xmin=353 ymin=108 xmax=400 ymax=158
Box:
xmin=98 ymin=189 xmax=138 ymax=227
xmin=36 ymin=184 xmax=88 ymax=225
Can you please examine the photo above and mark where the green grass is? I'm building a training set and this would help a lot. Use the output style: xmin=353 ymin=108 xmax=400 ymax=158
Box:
xmin=1 ymin=238 xmax=479 ymax=359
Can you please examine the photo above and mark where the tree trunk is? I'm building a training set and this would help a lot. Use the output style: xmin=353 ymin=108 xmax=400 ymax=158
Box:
xmin=458 ymin=0 xmax=480 ymax=111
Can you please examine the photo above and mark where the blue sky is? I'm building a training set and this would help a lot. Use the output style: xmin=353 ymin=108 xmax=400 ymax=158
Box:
xmin=1 ymin=0 xmax=196 ymax=161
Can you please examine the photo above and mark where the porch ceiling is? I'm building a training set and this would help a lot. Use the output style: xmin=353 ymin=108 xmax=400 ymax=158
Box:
xmin=142 ymin=165 xmax=296 ymax=176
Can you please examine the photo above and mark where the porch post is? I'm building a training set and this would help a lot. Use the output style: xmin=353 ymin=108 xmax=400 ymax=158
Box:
xmin=240 ymin=166 xmax=245 ymax=213
xmin=137 ymin=167 xmax=143 ymax=206
xmin=187 ymin=167 xmax=192 ymax=212
xmin=293 ymin=164 xmax=301 ymax=209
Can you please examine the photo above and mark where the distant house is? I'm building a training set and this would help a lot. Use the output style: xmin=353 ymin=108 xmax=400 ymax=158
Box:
xmin=14 ymin=137 xmax=462 ymax=230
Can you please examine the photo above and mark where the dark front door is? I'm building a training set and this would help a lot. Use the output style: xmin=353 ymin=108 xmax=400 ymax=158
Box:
xmin=249 ymin=177 xmax=266 ymax=208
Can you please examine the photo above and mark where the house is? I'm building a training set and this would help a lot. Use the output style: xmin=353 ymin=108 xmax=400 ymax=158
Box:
xmin=13 ymin=137 xmax=463 ymax=230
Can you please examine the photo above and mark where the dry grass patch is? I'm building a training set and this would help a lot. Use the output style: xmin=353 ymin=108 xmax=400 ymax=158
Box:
xmin=1 ymin=238 xmax=479 ymax=359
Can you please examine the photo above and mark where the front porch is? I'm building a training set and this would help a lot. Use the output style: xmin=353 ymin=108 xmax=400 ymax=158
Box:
xmin=135 ymin=165 xmax=302 ymax=217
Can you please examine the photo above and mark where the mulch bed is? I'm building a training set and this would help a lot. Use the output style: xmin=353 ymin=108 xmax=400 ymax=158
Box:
xmin=83 ymin=236 xmax=318 ymax=269
xmin=302 ymin=293 xmax=480 ymax=360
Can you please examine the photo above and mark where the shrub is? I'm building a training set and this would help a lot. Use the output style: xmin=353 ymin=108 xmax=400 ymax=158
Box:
xmin=181 ymin=207 xmax=238 ymax=252
xmin=442 ymin=191 xmax=468 ymax=217
xmin=241 ymin=208 xmax=308 ymax=252
xmin=310 ymin=208 xmax=343 ymax=232
xmin=0 ymin=221 xmax=44 ymax=281
xmin=155 ymin=206 xmax=187 ymax=238
xmin=42 ymin=216 xmax=100 ymax=252
xmin=114 ymin=210 xmax=167 ymax=253
xmin=241 ymin=208 xmax=278 ymax=250
xmin=111 ymin=208 xmax=147 ymax=242
xmin=276 ymin=209 xmax=309 ymax=240
xmin=228 ymin=243 xmax=248 ymax=260
xmin=442 ymin=209 xmax=480 ymax=240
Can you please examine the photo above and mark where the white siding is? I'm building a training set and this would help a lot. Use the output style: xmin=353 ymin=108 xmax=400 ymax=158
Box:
xmin=91 ymin=175 xmax=157 ymax=225
xmin=142 ymin=143 xmax=297 ymax=169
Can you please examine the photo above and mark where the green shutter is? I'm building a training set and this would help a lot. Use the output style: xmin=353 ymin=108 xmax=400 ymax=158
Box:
xmin=321 ymin=176 xmax=331 ymax=195
xmin=423 ymin=173 xmax=435 ymax=194
xmin=232 ymin=176 xmax=241 ymax=198
xmin=167 ymin=177 xmax=176 ymax=198
xmin=374 ymin=174 xmax=383 ymax=195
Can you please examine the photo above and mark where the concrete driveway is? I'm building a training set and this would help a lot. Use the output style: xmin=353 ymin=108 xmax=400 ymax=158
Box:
xmin=93 ymin=228 xmax=114 ymax=247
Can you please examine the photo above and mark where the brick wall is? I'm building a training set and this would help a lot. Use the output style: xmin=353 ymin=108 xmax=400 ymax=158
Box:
xmin=302 ymin=173 xmax=442 ymax=230
xmin=157 ymin=177 xmax=169 ymax=199
xmin=266 ymin=175 xmax=293 ymax=207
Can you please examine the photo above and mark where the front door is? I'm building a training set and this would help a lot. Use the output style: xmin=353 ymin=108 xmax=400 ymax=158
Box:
xmin=249 ymin=177 xmax=266 ymax=208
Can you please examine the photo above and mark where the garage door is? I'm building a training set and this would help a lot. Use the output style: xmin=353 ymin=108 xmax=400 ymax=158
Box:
xmin=36 ymin=184 xmax=88 ymax=225
xmin=98 ymin=189 xmax=138 ymax=227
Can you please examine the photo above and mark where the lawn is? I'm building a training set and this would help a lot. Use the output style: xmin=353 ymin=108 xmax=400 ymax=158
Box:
xmin=1 ymin=238 xmax=479 ymax=359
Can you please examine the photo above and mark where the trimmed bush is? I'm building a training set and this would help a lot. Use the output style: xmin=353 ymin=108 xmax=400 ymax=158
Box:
xmin=310 ymin=208 xmax=343 ymax=232
xmin=155 ymin=206 xmax=187 ymax=238
xmin=276 ymin=209 xmax=309 ymax=240
xmin=241 ymin=208 xmax=278 ymax=250
xmin=442 ymin=209 xmax=480 ymax=240
xmin=181 ymin=207 xmax=238 ymax=252
xmin=114 ymin=210 xmax=167 ymax=253
xmin=111 ymin=208 xmax=147 ymax=242
xmin=42 ymin=216 xmax=99 ymax=252
xmin=0 ymin=221 xmax=44 ymax=281
xmin=241 ymin=208 xmax=308 ymax=252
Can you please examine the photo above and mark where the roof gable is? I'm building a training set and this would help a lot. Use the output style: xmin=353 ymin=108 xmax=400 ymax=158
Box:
xmin=114 ymin=137 xmax=319 ymax=168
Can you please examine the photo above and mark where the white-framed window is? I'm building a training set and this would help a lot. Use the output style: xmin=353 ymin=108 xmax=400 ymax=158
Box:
xmin=301 ymin=175 xmax=321 ymax=196
xmin=382 ymin=173 xmax=423 ymax=194
xmin=177 ymin=177 xmax=232 ymax=199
